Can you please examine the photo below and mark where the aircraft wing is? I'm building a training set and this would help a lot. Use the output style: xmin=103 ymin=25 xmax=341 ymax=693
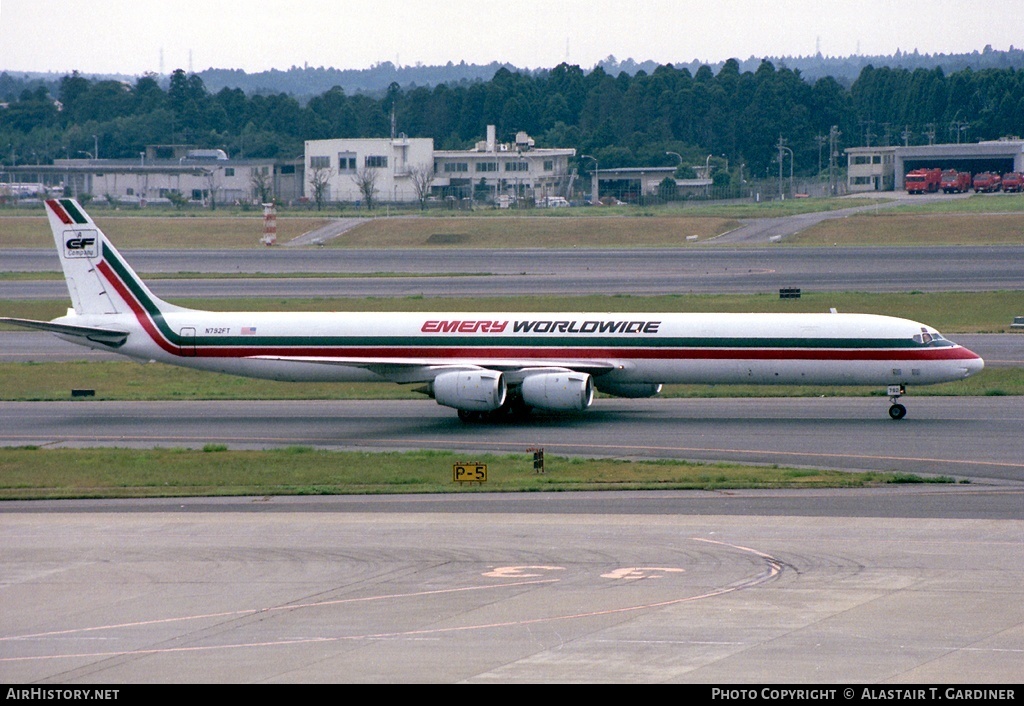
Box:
xmin=248 ymin=355 xmax=616 ymax=383
xmin=0 ymin=317 xmax=129 ymax=348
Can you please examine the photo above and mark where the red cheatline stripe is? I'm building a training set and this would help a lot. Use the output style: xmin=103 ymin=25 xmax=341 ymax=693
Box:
xmin=183 ymin=344 xmax=978 ymax=363
xmin=97 ymin=260 xmax=180 ymax=356
xmin=46 ymin=199 xmax=74 ymax=224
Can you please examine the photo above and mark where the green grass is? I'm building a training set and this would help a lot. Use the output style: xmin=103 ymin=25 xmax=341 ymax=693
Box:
xmin=0 ymin=214 xmax=335 ymax=248
xmin=884 ymin=193 xmax=1024 ymax=214
xmin=9 ymin=195 xmax=1023 ymax=248
xmin=0 ymin=446 xmax=952 ymax=500
xmin=791 ymin=212 xmax=1024 ymax=246
xmin=326 ymin=215 xmax=739 ymax=247
xmin=663 ymin=197 xmax=894 ymax=218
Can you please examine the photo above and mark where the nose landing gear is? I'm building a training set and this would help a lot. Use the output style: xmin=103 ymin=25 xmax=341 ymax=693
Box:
xmin=888 ymin=384 xmax=907 ymax=420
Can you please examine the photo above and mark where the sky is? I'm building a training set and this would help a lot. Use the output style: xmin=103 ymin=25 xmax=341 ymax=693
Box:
xmin=1 ymin=0 xmax=1022 ymax=76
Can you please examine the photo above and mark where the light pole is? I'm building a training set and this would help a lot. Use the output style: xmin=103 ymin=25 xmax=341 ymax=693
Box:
xmin=581 ymin=154 xmax=598 ymax=204
xmin=92 ymin=135 xmax=98 ymax=160
xmin=781 ymin=145 xmax=794 ymax=198
xmin=776 ymin=137 xmax=793 ymax=199
xmin=952 ymin=120 xmax=970 ymax=144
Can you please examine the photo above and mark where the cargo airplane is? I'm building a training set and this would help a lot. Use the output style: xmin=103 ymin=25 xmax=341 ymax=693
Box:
xmin=1 ymin=199 xmax=984 ymax=421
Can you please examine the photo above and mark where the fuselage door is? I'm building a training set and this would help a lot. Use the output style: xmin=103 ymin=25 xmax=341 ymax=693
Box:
xmin=179 ymin=327 xmax=196 ymax=357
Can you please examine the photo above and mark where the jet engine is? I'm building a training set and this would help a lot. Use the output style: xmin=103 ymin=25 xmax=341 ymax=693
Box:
xmin=594 ymin=381 xmax=663 ymax=399
xmin=432 ymin=370 xmax=506 ymax=412
xmin=521 ymin=372 xmax=594 ymax=412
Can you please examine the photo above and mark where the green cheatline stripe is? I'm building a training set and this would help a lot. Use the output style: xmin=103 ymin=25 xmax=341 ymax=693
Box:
xmin=101 ymin=242 xmax=190 ymax=349
xmin=103 ymin=242 xmax=171 ymax=316
xmin=184 ymin=334 xmax=919 ymax=349
xmin=59 ymin=199 xmax=88 ymax=224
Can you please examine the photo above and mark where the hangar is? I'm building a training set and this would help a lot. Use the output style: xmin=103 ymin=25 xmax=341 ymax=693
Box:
xmin=1 ymin=147 xmax=304 ymax=205
xmin=846 ymin=139 xmax=1024 ymax=192
xmin=593 ymin=166 xmax=713 ymax=202
xmin=895 ymin=141 xmax=1024 ymax=189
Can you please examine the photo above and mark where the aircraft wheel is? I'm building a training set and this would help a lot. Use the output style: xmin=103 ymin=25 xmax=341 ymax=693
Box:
xmin=457 ymin=409 xmax=480 ymax=423
xmin=888 ymin=403 xmax=907 ymax=421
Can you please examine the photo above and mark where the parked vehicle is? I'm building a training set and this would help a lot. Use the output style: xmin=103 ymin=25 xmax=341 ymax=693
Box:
xmin=905 ymin=168 xmax=942 ymax=194
xmin=1000 ymin=172 xmax=1023 ymax=193
xmin=973 ymin=172 xmax=1002 ymax=192
xmin=940 ymin=170 xmax=972 ymax=193
xmin=539 ymin=196 xmax=570 ymax=207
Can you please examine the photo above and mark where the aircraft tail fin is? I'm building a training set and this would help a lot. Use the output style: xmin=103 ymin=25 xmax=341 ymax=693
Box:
xmin=44 ymin=198 xmax=182 ymax=317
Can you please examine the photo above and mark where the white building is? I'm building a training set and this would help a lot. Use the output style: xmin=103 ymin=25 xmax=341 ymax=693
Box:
xmin=432 ymin=125 xmax=576 ymax=204
xmin=845 ymin=146 xmax=896 ymax=192
xmin=303 ymin=136 xmax=435 ymax=204
xmin=304 ymin=126 xmax=575 ymax=205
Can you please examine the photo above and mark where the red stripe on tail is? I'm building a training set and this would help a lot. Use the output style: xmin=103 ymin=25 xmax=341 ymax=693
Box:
xmin=45 ymin=199 xmax=74 ymax=225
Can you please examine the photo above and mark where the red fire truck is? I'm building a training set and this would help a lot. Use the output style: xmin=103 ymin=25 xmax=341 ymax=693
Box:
xmin=1000 ymin=172 xmax=1023 ymax=193
xmin=973 ymin=172 xmax=1002 ymax=192
xmin=940 ymin=170 xmax=972 ymax=193
xmin=905 ymin=168 xmax=942 ymax=194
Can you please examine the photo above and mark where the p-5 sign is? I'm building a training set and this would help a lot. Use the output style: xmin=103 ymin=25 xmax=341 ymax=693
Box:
xmin=64 ymin=230 xmax=99 ymax=258
xmin=453 ymin=462 xmax=487 ymax=484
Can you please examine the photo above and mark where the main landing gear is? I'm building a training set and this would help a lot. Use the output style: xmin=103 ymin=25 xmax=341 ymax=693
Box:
xmin=888 ymin=384 xmax=907 ymax=421
xmin=457 ymin=398 xmax=532 ymax=423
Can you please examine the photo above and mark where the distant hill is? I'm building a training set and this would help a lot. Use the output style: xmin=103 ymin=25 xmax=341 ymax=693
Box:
xmin=594 ymin=45 xmax=1024 ymax=85
xmin=197 ymin=61 xmax=527 ymax=98
xmin=4 ymin=46 xmax=1024 ymax=101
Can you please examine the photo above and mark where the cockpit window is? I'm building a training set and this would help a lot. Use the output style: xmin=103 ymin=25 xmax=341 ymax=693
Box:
xmin=913 ymin=331 xmax=952 ymax=346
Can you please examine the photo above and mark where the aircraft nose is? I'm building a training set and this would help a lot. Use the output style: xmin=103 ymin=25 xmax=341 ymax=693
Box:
xmin=961 ymin=349 xmax=985 ymax=377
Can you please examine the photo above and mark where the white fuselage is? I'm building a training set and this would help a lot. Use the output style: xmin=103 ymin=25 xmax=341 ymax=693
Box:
xmin=60 ymin=308 xmax=984 ymax=387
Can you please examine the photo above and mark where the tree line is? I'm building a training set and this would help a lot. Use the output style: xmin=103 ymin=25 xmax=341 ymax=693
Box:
xmin=3 ymin=60 xmax=1024 ymax=182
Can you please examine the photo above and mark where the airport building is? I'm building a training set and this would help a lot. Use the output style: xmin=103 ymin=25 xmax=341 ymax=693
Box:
xmin=430 ymin=125 xmax=575 ymax=204
xmin=303 ymin=126 xmax=576 ymax=206
xmin=846 ymin=139 xmax=1024 ymax=192
xmin=303 ymin=135 xmax=436 ymax=204
xmin=845 ymin=146 xmax=897 ymax=192
xmin=1 ymin=146 xmax=304 ymax=205
xmin=593 ymin=166 xmax=713 ymax=202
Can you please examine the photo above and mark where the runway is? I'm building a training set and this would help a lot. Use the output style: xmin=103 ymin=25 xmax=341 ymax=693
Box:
xmin=6 ymin=245 xmax=1024 ymax=297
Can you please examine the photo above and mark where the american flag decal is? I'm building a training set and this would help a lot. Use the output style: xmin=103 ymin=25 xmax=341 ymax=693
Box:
xmin=241 ymin=327 xmax=257 ymax=335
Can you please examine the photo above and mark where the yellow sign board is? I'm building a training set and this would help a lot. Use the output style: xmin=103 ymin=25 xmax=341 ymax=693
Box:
xmin=453 ymin=462 xmax=487 ymax=484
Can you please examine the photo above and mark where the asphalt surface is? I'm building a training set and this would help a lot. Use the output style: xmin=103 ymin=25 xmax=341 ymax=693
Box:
xmin=6 ymin=245 xmax=1024 ymax=298
xmin=2 ymin=396 xmax=1023 ymax=483
xmin=2 ymin=492 xmax=1022 ymax=683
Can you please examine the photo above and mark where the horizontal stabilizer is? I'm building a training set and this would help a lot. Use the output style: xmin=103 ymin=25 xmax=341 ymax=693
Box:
xmin=0 ymin=317 xmax=129 ymax=348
